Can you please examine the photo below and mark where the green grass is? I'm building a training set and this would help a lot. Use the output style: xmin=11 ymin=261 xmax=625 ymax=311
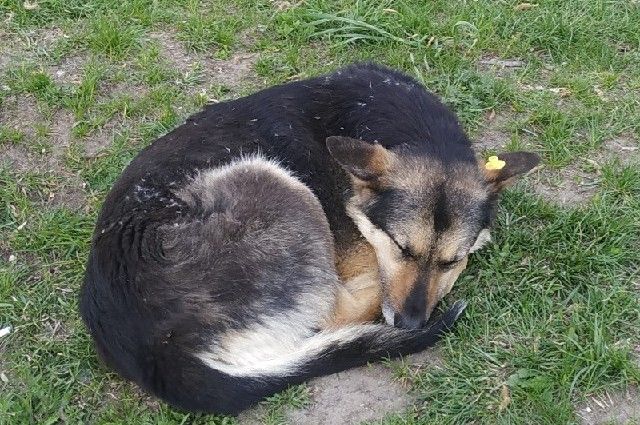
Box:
xmin=0 ymin=126 xmax=25 ymax=145
xmin=5 ymin=66 xmax=65 ymax=106
xmin=86 ymin=14 xmax=144 ymax=59
xmin=65 ymin=61 xmax=107 ymax=118
xmin=178 ymin=13 xmax=238 ymax=55
xmin=408 ymin=185 xmax=640 ymax=423
xmin=259 ymin=385 xmax=311 ymax=425
xmin=1 ymin=0 xmax=639 ymax=424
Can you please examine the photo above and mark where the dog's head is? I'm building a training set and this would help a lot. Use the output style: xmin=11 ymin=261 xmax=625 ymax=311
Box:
xmin=327 ymin=136 xmax=539 ymax=329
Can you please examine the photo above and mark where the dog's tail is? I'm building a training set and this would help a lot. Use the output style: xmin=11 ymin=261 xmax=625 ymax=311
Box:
xmin=145 ymin=300 xmax=466 ymax=415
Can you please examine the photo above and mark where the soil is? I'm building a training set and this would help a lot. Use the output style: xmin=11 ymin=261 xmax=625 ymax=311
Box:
xmin=578 ymin=387 xmax=640 ymax=425
xmin=238 ymin=350 xmax=443 ymax=425
xmin=149 ymin=30 xmax=260 ymax=96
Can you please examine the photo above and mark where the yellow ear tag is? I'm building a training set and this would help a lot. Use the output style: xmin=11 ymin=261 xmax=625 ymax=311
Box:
xmin=485 ymin=156 xmax=506 ymax=171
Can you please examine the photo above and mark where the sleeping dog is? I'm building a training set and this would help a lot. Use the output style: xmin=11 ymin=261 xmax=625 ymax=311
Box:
xmin=79 ymin=63 xmax=539 ymax=414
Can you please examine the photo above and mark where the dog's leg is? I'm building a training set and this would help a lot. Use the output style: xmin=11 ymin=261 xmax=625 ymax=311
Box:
xmin=324 ymin=240 xmax=382 ymax=328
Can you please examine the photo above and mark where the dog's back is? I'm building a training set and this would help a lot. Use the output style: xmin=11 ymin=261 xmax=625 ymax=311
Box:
xmin=96 ymin=63 xmax=472 ymax=251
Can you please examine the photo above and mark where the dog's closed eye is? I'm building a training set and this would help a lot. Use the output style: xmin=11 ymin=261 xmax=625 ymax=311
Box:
xmin=439 ymin=257 xmax=465 ymax=270
xmin=385 ymin=231 xmax=417 ymax=259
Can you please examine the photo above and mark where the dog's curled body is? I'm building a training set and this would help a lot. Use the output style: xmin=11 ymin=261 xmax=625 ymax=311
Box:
xmin=81 ymin=155 xmax=464 ymax=414
xmin=79 ymin=63 xmax=485 ymax=415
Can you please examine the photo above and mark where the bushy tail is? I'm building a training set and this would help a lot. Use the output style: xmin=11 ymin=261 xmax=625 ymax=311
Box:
xmin=145 ymin=301 xmax=467 ymax=415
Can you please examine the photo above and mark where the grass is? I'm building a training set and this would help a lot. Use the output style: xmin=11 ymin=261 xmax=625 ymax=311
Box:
xmin=86 ymin=14 xmax=143 ymax=59
xmin=178 ymin=13 xmax=238 ymax=55
xmin=408 ymin=186 xmax=640 ymax=423
xmin=0 ymin=0 xmax=639 ymax=424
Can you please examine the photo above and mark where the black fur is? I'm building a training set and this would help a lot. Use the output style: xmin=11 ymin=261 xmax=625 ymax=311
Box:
xmin=94 ymin=63 xmax=476 ymax=253
xmin=79 ymin=63 xmax=473 ymax=415
xmin=432 ymin=186 xmax=451 ymax=233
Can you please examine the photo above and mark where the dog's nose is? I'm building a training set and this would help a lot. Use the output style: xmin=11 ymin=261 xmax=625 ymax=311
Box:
xmin=393 ymin=313 xmax=425 ymax=330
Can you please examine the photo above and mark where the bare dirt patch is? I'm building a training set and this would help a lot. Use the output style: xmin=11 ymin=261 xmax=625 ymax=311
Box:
xmin=473 ymin=112 xmax=514 ymax=152
xmin=600 ymin=135 xmax=639 ymax=166
xmin=286 ymin=365 xmax=411 ymax=425
xmin=400 ymin=348 xmax=445 ymax=377
xmin=148 ymin=31 xmax=194 ymax=75
xmin=49 ymin=109 xmax=75 ymax=155
xmin=530 ymin=164 xmax=599 ymax=206
xmin=0 ymin=96 xmax=88 ymax=210
xmin=47 ymin=54 xmax=90 ymax=86
xmin=238 ymin=349 xmax=444 ymax=425
xmin=83 ymin=121 xmax=120 ymax=158
xmin=25 ymin=27 xmax=67 ymax=52
xmin=0 ymin=33 xmax=21 ymax=76
xmin=40 ymin=318 xmax=71 ymax=342
xmin=531 ymin=134 xmax=639 ymax=207
xmin=0 ymin=144 xmax=87 ymax=210
xmin=149 ymin=30 xmax=260 ymax=95
xmin=82 ymin=119 xmax=136 ymax=159
xmin=0 ymin=95 xmax=71 ymax=169
xmin=270 ymin=0 xmax=303 ymax=12
xmin=0 ymin=143 xmax=57 ymax=174
xmin=0 ymin=95 xmax=45 ymax=141
xmin=105 ymin=81 xmax=150 ymax=100
xmin=208 ymin=52 xmax=260 ymax=89
xmin=102 ymin=380 xmax=162 ymax=413
xmin=477 ymin=55 xmax=525 ymax=77
xmin=79 ymin=81 xmax=150 ymax=157
xmin=578 ymin=387 xmax=640 ymax=425
xmin=48 ymin=178 xmax=88 ymax=212
xmin=0 ymin=25 xmax=67 ymax=75
xmin=46 ymin=111 xmax=89 ymax=210
xmin=473 ymin=125 xmax=639 ymax=207
xmin=1 ymin=23 xmax=67 ymax=69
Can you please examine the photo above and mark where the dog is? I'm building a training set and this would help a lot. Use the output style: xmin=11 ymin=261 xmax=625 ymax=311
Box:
xmin=79 ymin=63 xmax=539 ymax=415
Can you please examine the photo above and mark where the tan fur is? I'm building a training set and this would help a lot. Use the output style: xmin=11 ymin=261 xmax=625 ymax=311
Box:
xmin=436 ymin=228 xmax=469 ymax=261
xmin=426 ymin=257 xmax=468 ymax=316
xmin=483 ymin=169 xmax=517 ymax=191
xmin=325 ymin=240 xmax=382 ymax=328
xmin=479 ymin=152 xmax=542 ymax=191
xmin=470 ymin=229 xmax=491 ymax=253
xmin=344 ymin=189 xmax=484 ymax=324
xmin=336 ymin=240 xmax=378 ymax=281
xmin=392 ymin=222 xmax=431 ymax=257
xmin=387 ymin=261 xmax=418 ymax=312
xmin=325 ymin=272 xmax=382 ymax=328
xmin=345 ymin=204 xmax=402 ymax=279
xmin=367 ymin=144 xmax=394 ymax=175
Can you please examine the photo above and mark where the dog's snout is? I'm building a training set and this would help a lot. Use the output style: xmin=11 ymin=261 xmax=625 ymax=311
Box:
xmin=393 ymin=312 xmax=424 ymax=330
xmin=393 ymin=280 xmax=428 ymax=329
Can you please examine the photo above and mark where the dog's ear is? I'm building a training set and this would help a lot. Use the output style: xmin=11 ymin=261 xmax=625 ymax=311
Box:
xmin=326 ymin=136 xmax=394 ymax=182
xmin=482 ymin=151 xmax=541 ymax=191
